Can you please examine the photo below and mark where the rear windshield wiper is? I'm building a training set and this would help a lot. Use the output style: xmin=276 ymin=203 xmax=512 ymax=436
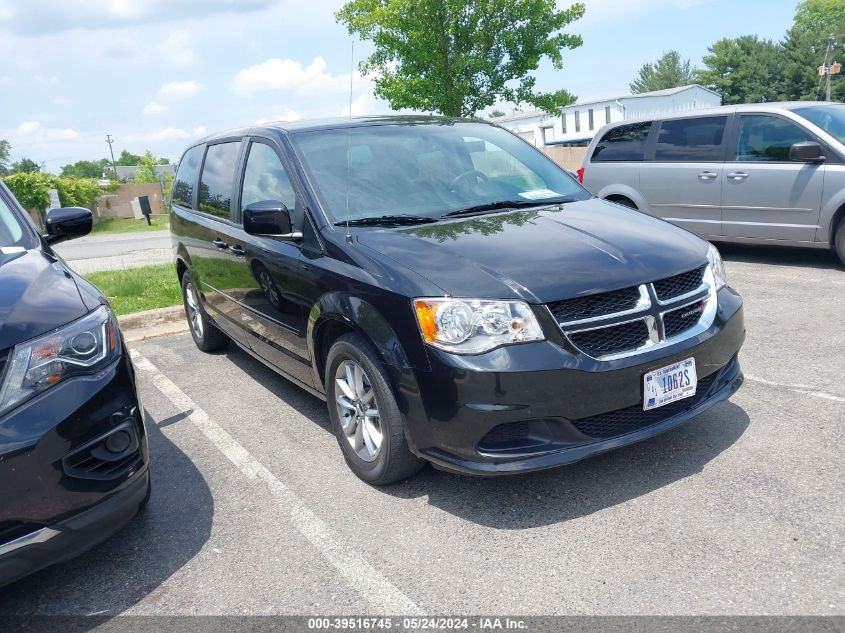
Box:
xmin=334 ymin=215 xmax=439 ymax=227
xmin=441 ymin=198 xmax=577 ymax=218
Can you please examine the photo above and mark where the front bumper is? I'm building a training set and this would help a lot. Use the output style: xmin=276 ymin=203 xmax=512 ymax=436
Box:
xmin=0 ymin=349 xmax=148 ymax=587
xmin=398 ymin=287 xmax=745 ymax=475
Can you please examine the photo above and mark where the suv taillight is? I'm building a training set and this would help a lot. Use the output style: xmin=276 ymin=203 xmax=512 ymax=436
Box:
xmin=576 ymin=167 xmax=585 ymax=184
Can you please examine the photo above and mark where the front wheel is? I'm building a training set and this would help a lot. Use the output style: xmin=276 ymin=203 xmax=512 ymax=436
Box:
xmin=835 ymin=219 xmax=845 ymax=267
xmin=181 ymin=273 xmax=229 ymax=352
xmin=325 ymin=334 xmax=425 ymax=485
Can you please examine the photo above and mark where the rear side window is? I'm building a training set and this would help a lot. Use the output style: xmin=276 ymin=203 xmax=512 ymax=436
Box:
xmin=591 ymin=122 xmax=652 ymax=162
xmin=172 ymin=145 xmax=204 ymax=208
xmin=199 ymin=141 xmax=241 ymax=218
xmin=654 ymin=116 xmax=727 ymax=162
xmin=735 ymin=115 xmax=814 ymax=162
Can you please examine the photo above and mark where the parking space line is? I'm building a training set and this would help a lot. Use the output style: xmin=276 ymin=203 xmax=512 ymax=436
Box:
xmin=130 ymin=349 xmax=422 ymax=615
xmin=745 ymin=374 xmax=845 ymax=403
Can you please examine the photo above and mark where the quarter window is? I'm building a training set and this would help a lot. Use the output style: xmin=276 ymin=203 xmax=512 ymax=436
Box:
xmin=199 ymin=142 xmax=241 ymax=218
xmin=735 ymin=115 xmax=815 ymax=162
xmin=591 ymin=122 xmax=652 ymax=162
xmin=241 ymin=142 xmax=297 ymax=211
xmin=172 ymin=145 xmax=204 ymax=209
xmin=654 ymin=116 xmax=727 ymax=162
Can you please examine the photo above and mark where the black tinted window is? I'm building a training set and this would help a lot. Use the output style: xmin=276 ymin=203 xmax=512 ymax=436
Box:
xmin=654 ymin=116 xmax=726 ymax=162
xmin=172 ymin=145 xmax=204 ymax=208
xmin=199 ymin=142 xmax=240 ymax=218
xmin=241 ymin=142 xmax=296 ymax=210
xmin=735 ymin=115 xmax=814 ymax=162
xmin=591 ymin=122 xmax=652 ymax=162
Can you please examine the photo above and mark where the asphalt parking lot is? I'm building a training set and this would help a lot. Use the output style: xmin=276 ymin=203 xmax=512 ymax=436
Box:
xmin=0 ymin=243 xmax=842 ymax=617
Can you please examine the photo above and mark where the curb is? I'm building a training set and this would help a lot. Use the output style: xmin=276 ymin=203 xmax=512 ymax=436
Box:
xmin=118 ymin=305 xmax=188 ymax=343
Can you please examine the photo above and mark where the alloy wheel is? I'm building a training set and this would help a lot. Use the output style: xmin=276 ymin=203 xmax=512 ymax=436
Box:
xmin=334 ymin=359 xmax=382 ymax=462
xmin=185 ymin=282 xmax=204 ymax=338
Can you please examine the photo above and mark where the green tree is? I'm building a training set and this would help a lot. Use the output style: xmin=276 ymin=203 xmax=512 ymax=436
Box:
xmin=61 ymin=160 xmax=104 ymax=179
xmin=2 ymin=172 xmax=51 ymax=211
xmin=336 ymin=0 xmax=585 ymax=117
xmin=116 ymin=149 xmax=142 ymax=166
xmin=10 ymin=157 xmax=41 ymax=173
xmin=0 ymin=139 xmax=10 ymax=176
xmin=696 ymin=36 xmax=783 ymax=104
xmin=629 ymin=50 xmax=695 ymax=94
xmin=781 ymin=0 xmax=845 ymax=101
xmin=134 ymin=150 xmax=159 ymax=183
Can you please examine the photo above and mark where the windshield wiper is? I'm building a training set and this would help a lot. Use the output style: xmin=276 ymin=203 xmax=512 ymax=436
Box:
xmin=441 ymin=198 xmax=577 ymax=218
xmin=334 ymin=214 xmax=439 ymax=227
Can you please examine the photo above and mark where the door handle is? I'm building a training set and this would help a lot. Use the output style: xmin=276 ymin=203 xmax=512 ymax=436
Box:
xmin=228 ymin=244 xmax=245 ymax=257
xmin=213 ymin=238 xmax=228 ymax=249
xmin=726 ymin=171 xmax=748 ymax=181
xmin=698 ymin=171 xmax=718 ymax=180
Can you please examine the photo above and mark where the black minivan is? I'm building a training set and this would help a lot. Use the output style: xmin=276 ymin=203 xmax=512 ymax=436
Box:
xmin=0 ymin=182 xmax=149 ymax=586
xmin=171 ymin=116 xmax=745 ymax=484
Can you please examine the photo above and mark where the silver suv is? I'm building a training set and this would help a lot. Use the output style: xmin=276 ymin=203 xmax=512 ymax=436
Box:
xmin=580 ymin=102 xmax=845 ymax=265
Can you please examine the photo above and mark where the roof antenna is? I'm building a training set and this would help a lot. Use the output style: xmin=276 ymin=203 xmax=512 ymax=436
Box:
xmin=345 ymin=38 xmax=354 ymax=243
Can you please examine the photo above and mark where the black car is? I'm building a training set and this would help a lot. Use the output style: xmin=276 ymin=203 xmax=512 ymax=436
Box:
xmin=171 ymin=116 xmax=745 ymax=485
xmin=0 ymin=183 xmax=149 ymax=586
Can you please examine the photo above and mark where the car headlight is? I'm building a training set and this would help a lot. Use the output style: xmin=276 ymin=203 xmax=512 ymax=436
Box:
xmin=707 ymin=244 xmax=728 ymax=290
xmin=413 ymin=298 xmax=545 ymax=354
xmin=0 ymin=305 xmax=120 ymax=417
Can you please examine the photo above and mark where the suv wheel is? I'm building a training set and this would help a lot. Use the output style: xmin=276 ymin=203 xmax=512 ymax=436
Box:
xmin=836 ymin=218 xmax=845 ymax=267
xmin=181 ymin=273 xmax=229 ymax=352
xmin=325 ymin=333 xmax=424 ymax=485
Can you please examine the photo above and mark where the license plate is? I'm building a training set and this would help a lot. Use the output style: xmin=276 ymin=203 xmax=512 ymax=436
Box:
xmin=643 ymin=358 xmax=697 ymax=411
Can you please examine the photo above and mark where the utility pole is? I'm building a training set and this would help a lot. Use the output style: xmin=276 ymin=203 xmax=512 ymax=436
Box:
xmin=105 ymin=134 xmax=117 ymax=177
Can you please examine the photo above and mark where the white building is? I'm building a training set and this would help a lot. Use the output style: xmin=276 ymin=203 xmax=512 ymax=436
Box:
xmin=491 ymin=85 xmax=722 ymax=146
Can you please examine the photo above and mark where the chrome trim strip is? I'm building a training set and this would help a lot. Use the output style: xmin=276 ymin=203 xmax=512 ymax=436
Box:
xmin=654 ymin=282 xmax=709 ymax=307
xmin=0 ymin=527 xmax=61 ymax=557
xmin=557 ymin=284 xmax=651 ymax=328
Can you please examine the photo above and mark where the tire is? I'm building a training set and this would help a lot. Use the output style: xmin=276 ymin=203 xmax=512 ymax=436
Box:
xmin=325 ymin=333 xmax=425 ymax=485
xmin=836 ymin=218 xmax=845 ymax=267
xmin=181 ymin=272 xmax=229 ymax=352
xmin=139 ymin=472 xmax=152 ymax=511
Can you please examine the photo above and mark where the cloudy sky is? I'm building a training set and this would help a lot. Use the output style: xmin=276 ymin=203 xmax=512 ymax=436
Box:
xmin=0 ymin=0 xmax=797 ymax=172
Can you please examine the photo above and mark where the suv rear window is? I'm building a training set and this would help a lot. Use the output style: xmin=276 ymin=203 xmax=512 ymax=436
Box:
xmin=199 ymin=141 xmax=241 ymax=218
xmin=172 ymin=144 xmax=204 ymax=208
xmin=591 ymin=122 xmax=652 ymax=162
xmin=654 ymin=116 xmax=726 ymax=162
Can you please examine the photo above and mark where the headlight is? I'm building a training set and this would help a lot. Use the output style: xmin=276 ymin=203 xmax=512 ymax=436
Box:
xmin=413 ymin=298 xmax=545 ymax=354
xmin=707 ymin=244 xmax=728 ymax=290
xmin=0 ymin=305 xmax=120 ymax=417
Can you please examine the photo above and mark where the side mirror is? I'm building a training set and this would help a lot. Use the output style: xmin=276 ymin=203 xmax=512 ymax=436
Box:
xmin=242 ymin=200 xmax=301 ymax=240
xmin=44 ymin=207 xmax=93 ymax=244
xmin=789 ymin=141 xmax=825 ymax=162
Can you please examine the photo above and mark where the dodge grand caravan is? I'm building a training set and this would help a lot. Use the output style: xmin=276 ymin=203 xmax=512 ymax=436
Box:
xmin=0 ymin=182 xmax=149 ymax=586
xmin=580 ymin=102 xmax=845 ymax=265
xmin=171 ymin=116 xmax=745 ymax=484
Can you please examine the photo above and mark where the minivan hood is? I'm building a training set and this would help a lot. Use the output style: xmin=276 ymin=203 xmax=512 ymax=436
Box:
xmin=0 ymin=249 xmax=88 ymax=349
xmin=356 ymin=199 xmax=710 ymax=303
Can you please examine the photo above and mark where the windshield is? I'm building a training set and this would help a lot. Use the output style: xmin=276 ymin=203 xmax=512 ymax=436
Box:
xmin=792 ymin=105 xmax=845 ymax=144
xmin=0 ymin=194 xmax=28 ymax=249
xmin=291 ymin=121 xmax=588 ymax=224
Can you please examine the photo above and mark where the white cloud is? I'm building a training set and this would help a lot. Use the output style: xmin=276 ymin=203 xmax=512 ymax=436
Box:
xmin=60 ymin=128 xmax=80 ymax=140
xmin=126 ymin=127 xmax=190 ymax=142
xmin=339 ymin=94 xmax=374 ymax=117
xmin=193 ymin=125 xmax=207 ymax=136
xmin=17 ymin=121 xmax=40 ymax=134
xmin=143 ymin=101 xmax=169 ymax=115
xmin=254 ymin=110 xmax=302 ymax=125
xmin=156 ymin=79 xmax=202 ymax=101
xmin=232 ymin=56 xmax=351 ymax=97
xmin=0 ymin=75 xmax=11 ymax=86
xmin=0 ymin=0 xmax=276 ymax=35
xmin=160 ymin=29 xmax=196 ymax=66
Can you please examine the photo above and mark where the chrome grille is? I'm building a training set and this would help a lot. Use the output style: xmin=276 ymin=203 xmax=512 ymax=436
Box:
xmin=549 ymin=265 xmax=716 ymax=360
xmin=653 ymin=266 xmax=706 ymax=302
xmin=548 ymin=286 xmax=641 ymax=322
